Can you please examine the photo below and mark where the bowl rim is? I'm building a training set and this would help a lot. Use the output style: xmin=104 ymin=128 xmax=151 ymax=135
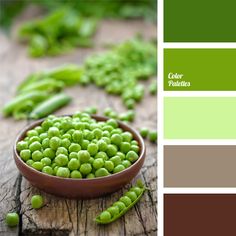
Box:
xmin=14 ymin=114 xmax=146 ymax=182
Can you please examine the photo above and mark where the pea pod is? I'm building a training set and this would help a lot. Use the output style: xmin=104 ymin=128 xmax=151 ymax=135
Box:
xmin=29 ymin=93 xmax=71 ymax=119
xmin=13 ymin=100 xmax=35 ymax=120
xmin=44 ymin=64 xmax=84 ymax=86
xmin=2 ymin=91 xmax=48 ymax=116
xmin=95 ymin=179 xmax=146 ymax=224
xmin=17 ymin=72 xmax=44 ymax=92
xmin=19 ymin=79 xmax=65 ymax=94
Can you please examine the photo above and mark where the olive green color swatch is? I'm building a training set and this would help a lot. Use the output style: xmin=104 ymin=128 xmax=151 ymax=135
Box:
xmin=164 ymin=49 xmax=236 ymax=91
xmin=164 ymin=97 xmax=236 ymax=139
xmin=164 ymin=0 xmax=236 ymax=42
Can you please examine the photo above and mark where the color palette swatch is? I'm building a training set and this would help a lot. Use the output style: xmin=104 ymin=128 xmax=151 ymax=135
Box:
xmin=164 ymin=49 xmax=236 ymax=91
xmin=164 ymin=97 xmax=236 ymax=139
xmin=164 ymin=194 xmax=236 ymax=236
xmin=164 ymin=0 xmax=236 ymax=42
xmin=164 ymin=146 xmax=236 ymax=187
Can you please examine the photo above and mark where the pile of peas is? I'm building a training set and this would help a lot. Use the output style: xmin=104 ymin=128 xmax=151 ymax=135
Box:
xmin=80 ymin=38 xmax=157 ymax=109
xmin=16 ymin=112 xmax=141 ymax=179
xmin=96 ymin=179 xmax=146 ymax=224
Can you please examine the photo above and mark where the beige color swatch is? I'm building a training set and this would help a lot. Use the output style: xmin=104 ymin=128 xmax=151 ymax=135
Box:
xmin=164 ymin=145 xmax=236 ymax=187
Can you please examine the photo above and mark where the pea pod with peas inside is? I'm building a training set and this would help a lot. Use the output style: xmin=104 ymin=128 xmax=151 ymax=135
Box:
xmin=95 ymin=180 xmax=146 ymax=224
xmin=2 ymin=91 xmax=48 ymax=116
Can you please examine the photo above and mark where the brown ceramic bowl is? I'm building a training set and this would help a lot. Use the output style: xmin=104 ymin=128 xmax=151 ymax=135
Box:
xmin=13 ymin=115 xmax=146 ymax=199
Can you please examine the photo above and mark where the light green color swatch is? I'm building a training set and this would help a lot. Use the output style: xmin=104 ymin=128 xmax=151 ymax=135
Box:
xmin=164 ymin=97 xmax=236 ymax=139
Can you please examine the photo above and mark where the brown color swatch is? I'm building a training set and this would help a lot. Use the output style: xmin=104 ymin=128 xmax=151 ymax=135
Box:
xmin=164 ymin=194 xmax=236 ymax=236
xmin=164 ymin=145 xmax=236 ymax=187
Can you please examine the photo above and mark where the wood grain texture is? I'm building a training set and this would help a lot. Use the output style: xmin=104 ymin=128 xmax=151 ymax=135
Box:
xmin=0 ymin=9 xmax=157 ymax=236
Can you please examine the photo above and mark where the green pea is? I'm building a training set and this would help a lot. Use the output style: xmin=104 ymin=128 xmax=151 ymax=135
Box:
xmin=74 ymin=122 xmax=85 ymax=130
xmin=32 ymin=150 xmax=43 ymax=161
xmin=29 ymin=136 xmax=41 ymax=145
xmin=27 ymin=130 xmax=38 ymax=138
xmin=84 ymin=130 xmax=94 ymax=140
xmin=68 ymin=158 xmax=80 ymax=170
xmin=109 ymin=156 xmax=121 ymax=166
xmin=78 ymin=150 xmax=90 ymax=163
xmin=56 ymin=147 xmax=68 ymax=156
xmin=87 ymin=143 xmax=98 ymax=156
xmin=95 ymin=168 xmax=110 ymax=177
xmin=69 ymin=143 xmax=81 ymax=153
xmin=93 ymin=158 xmax=104 ymax=169
xmin=111 ymin=134 xmax=123 ymax=146
xmin=16 ymin=141 xmax=28 ymax=151
xmin=70 ymin=170 xmax=82 ymax=178
xmin=125 ymin=191 xmax=137 ymax=202
xmin=131 ymin=145 xmax=139 ymax=153
xmin=103 ymin=125 xmax=113 ymax=132
xmin=49 ymin=137 xmax=61 ymax=150
xmin=5 ymin=212 xmax=19 ymax=227
xmin=106 ymin=144 xmax=117 ymax=157
xmin=20 ymin=149 xmax=31 ymax=161
xmin=32 ymin=161 xmax=44 ymax=171
xmin=42 ymin=138 xmax=50 ymax=149
xmin=139 ymin=127 xmax=149 ymax=138
xmin=113 ymin=201 xmax=126 ymax=212
xmin=62 ymin=133 xmax=71 ymax=140
xmin=35 ymin=126 xmax=43 ymax=135
xmin=122 ymin=160 xmax=131 ymax=168
xmin=101 ymin=137 xmax=111 ymax=144
xmin=113 ymin=164 xmax=125 ymax=173
xmin=86 ymin=173 xmax=95 ymax=179
xmin=125 ymin=99 xmax=135 ymax=109
xmin=29 ymin=141 xmax=41 ymax=152
xmin=61 ymin=138 xmax=71 ymax=149
xmin=104 ymin=161 xmax=114 ymax=172
xmin=95 ymin=151 xmax=108 ymax=161
xmin=41 ymin=157 xmax=51 ymax=166
xmin=42 ymin=119 xmax=53 ymax=131
xmin=48 ymin=127 xmax=60 ymax=138
xmin=39 ymin=132 xmax=48 ymax=141
xmin=102 ymin=130 xmax=109 ymax=137
xmin=130 ymin=187 xmax=142 ymax=196
xmin=99 ymin=211 xmax=111 ymax=222
xmin=119 ymin=196 xmax=132 ymax=206
xmin=26 ymin=159 xmax=34 ymax=166
xmin=107 ymin=206 xmax=119 ymax=217
xmin=81 ymin=139 xmax=90 ymax=149
xmin=69 ymin=152 xmax=79 ymax=160
xmin=43 ymin=148 xmax=55 ymax=159
xmin=120 ymin=142 xmax=131 ymax=154
xmin=56 ymin=167 xmax=70 ymax=178
xmin=148 ymin=130 xmax=157 ymax=142
xmin=72 ymin=130 xmax=83 ymax=143
xmin=93 ymin=128 xmax=102 ymax=139
xmin=126 ymin=151 xmax=139 ymax=163
xmin=80 ymin=163 xmax=92 ymax=175
xmin=55 ymin=154 xmax=68 ymax=167
xmin=42 ymin=166 xmax=53 ymax=175
xmin=106 ymin=119 xmax=118 ymax=128
xmin=131 ymin=140 xmax=138 ymax=145
xmin=89 ymin=157 xmax=94 ymax=165
xmin=116 ymin=152 xmax=125 ymax=160
xmin=121 ymin=132 xmax=133 ymax=142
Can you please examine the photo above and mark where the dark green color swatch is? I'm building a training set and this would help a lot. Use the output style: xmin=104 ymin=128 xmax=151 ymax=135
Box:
xmin=164 ymin=0 xmax=236 ymax=42
xmin=164 ymin=49 xmax=236 ymax=91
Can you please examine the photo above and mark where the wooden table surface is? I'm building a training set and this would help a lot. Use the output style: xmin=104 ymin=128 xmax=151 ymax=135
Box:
xmin=0 ymin=10 xmax=157 ymax=236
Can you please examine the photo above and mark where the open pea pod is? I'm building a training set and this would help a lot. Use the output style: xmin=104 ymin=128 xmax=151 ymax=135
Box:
xmin=18 ymin=79 xmax=65 ymax=94
xmin=95 ymin=179 xmax=146 ymax=224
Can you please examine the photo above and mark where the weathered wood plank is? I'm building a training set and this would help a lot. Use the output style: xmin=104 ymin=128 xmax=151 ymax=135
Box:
xmin=0 ymin=10 xmax=157 ymax=236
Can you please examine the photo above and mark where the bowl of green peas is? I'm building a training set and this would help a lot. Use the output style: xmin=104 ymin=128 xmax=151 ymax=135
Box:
xmin=13 ymin=112 xmax=146 ymax=199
